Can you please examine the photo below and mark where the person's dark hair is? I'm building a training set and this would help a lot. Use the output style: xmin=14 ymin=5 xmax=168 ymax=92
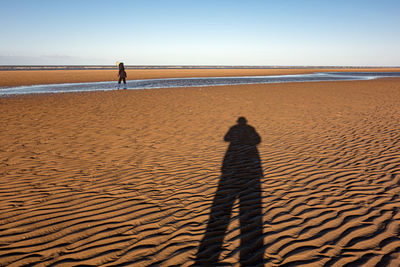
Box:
xmin=119 ymin=62 xmax=125 ymax=71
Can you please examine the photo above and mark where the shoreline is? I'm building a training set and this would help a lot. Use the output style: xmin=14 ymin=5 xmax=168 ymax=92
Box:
xmin=1 ymin=67 xmax=400 ymax=87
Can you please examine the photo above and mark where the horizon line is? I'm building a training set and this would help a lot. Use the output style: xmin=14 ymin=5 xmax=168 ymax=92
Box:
xmin=1 ymin=65 xmax=400 ymax=71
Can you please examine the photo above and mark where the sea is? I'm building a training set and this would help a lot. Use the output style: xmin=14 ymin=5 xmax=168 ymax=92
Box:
xmin=1 ymin=65 xmax=389 ymax=71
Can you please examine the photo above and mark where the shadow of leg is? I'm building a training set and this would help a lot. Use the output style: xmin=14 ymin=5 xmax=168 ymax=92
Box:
xmin=239 ymin=177 xmax=264 ymax=266
xmin=195 ymin=175 xmax=236 ymax=266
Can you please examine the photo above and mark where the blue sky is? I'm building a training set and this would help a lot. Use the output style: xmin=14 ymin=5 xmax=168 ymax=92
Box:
xmin=1 ymin=0 xmax=399 ymax=66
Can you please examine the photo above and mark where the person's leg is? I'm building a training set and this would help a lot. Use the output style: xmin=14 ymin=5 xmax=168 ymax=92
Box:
xmin=123 ymin=77 xmax=127 ymax=89
xmin=118 ymin=77 xmax=122 ymax=89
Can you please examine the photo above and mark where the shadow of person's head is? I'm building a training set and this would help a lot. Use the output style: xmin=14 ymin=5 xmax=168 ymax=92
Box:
xmin=237 ymin=116 xmax=247 ymax=126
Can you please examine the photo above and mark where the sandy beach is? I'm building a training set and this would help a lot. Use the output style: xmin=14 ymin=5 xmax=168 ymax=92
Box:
xmin=1 ymin=72 xmax=400 ymax=266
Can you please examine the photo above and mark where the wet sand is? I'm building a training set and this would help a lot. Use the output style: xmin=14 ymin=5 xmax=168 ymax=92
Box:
xmin=1 ymin=67 xmax=400 ymax=87
xmin=1 ymin=77 xmax=400 ymax=266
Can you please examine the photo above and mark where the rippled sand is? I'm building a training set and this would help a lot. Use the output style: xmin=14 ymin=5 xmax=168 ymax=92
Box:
xmin=1 ymin=78 xmax=400 ymax=266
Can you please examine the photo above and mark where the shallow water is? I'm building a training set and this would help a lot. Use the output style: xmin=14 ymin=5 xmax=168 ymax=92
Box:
xmin=1 ymin=72 xmax=400 ymax=96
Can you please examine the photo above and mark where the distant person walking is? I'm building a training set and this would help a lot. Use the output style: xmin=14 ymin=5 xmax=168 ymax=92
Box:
xmin=117 ymin=62 xmax=127 ymax=89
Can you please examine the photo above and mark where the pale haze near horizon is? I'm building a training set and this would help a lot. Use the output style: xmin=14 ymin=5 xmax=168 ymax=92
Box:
xmin=0 ymin=0 xmax=399 ymax=66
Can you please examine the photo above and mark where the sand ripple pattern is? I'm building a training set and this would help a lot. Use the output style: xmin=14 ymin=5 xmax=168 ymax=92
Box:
xmin=1 ymin=79 xmax=400 ymax=266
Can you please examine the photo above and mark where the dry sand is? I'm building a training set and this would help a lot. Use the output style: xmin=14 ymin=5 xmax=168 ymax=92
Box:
xmin=1 ymin=67 xmax=400 ymax=87
xmin=1 ymin=75 xmax=400 ymax=266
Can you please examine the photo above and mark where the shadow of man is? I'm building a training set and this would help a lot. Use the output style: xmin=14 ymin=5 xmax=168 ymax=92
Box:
xmin=195 ymin=117 xmax=264 ymax=266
